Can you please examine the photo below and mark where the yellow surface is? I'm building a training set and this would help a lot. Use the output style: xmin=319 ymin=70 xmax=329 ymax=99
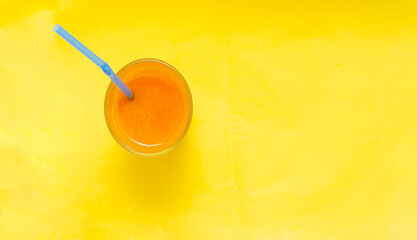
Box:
xmin=1 ymin=0 xmax=417 ymax=239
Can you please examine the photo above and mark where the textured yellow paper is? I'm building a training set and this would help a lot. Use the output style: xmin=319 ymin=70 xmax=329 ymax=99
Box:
xmin=1 ymin=0 xmax=417 ymax=239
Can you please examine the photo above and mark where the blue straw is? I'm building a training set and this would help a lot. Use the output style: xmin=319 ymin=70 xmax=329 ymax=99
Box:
xmin=53 ymin=24 xmax=133 ymax=99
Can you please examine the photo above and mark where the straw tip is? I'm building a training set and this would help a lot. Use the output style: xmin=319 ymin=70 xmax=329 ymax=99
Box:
xmin=127 ymin=92 xmax=135 ymax=100
xmin=53 ymin=24 xmax=61 ymax=32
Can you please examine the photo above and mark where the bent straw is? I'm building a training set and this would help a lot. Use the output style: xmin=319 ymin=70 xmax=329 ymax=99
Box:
xmin=53 ymin=24 xmax=133 ymax=99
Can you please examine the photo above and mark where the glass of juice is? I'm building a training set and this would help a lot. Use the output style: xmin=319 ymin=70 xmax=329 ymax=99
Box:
xmin=104 ymin=59 xmax=192 ymax=156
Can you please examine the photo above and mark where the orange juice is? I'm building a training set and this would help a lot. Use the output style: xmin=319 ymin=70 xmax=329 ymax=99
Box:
xmin=105 ymin=59 xmax=192 ymax=156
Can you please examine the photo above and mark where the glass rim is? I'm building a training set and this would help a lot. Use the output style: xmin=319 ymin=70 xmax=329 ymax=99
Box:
xmin=104 ymin=58 xmax=193 ymax=157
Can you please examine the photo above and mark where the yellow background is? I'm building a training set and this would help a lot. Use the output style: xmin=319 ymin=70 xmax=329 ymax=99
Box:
xmin=1 ymin=0 xmax=417 ymax=239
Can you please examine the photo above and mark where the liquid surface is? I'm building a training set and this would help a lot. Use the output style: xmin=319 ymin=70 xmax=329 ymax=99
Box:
xmin=116 ymin=76 xmax=184 ymax=146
